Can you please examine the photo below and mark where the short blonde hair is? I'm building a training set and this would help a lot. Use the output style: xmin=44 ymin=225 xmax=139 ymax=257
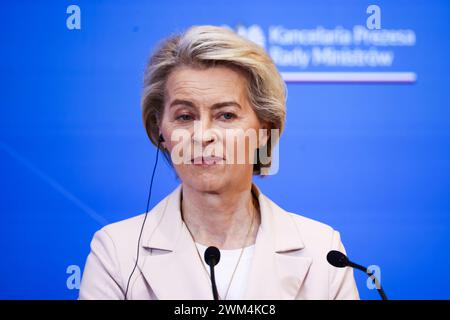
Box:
xmin=141 ymin=25 xmax=286 ymax=175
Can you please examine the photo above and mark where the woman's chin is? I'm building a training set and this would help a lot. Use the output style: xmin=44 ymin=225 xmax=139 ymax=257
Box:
xmin=184 ymin=173 xmax=228 ymax=192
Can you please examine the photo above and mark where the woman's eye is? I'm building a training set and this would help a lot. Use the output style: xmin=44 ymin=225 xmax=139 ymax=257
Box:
xmin=176 ymin=114 xmax=193 ymax=121
xmin=220 ymin=112 xmax=236 ymax=121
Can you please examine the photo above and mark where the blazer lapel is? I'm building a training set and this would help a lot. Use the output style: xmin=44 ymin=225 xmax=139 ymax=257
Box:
xmin=243 ymin=184 xmax=312 ymax=300
xmin=138 ymin=185 xmax=213 ymax=299
xmin=136 ymin=183 xmax=312 ymax=300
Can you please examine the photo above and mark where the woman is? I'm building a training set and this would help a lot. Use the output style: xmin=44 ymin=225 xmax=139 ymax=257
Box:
xmin=79 ymin=25 xmax=359 ymax=300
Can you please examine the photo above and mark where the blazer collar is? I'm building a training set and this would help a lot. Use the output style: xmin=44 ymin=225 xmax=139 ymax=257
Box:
xmin=138 ymin=183 xmax=312 ymax=300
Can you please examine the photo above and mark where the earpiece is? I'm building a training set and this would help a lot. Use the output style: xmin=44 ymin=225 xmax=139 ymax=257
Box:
xmin=159 ymin=134 xmax=165 ymax=143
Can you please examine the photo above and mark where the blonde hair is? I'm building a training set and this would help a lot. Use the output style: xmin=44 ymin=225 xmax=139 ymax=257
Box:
xmin=141 ymin=25 xmax=286 ymax=175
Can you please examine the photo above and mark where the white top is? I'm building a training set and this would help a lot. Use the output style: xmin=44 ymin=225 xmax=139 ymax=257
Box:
xmin=195 ymin=242 xmax=255 ymax=300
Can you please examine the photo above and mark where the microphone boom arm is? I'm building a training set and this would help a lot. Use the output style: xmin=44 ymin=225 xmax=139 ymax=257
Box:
xmin=347 ymin=260 xmax=388 ymax=300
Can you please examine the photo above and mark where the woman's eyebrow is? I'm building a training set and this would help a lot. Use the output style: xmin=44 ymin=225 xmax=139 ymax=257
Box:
xmin=169 ymin=99 xmax=242 ymax=110
xmin=169 ymin=99 xmax=195 ymax=109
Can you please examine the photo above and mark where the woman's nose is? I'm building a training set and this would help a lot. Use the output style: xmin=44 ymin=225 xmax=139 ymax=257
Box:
xmin=192 ymin=119 xmax=218 ymax=145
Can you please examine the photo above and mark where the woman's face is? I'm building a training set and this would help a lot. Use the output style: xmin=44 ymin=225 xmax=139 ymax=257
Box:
xmin=160 ymin=65 xmax=268 ymax=193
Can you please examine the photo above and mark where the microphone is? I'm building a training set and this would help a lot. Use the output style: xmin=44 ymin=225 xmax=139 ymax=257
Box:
xmin=204 ymin=246 xmax=221 ymax=300
xmin=327 ymin=250 xmax=388 ymax=300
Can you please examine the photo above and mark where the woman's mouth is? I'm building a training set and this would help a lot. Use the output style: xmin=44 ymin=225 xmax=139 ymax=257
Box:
xmin=191 ymin=156 xmax=225 ymax=166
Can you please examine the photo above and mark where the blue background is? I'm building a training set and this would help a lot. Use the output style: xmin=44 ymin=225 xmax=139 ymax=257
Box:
xmin=1 ymin=0 xmax=449 ymax=299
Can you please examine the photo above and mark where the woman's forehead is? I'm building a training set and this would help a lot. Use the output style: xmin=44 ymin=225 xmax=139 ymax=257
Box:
xmin=165 ymin=65 xmax=248 ymax=103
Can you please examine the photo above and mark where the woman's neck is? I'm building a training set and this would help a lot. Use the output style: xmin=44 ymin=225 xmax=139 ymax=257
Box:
xmin=180 ymin=183 xmax=260 ymax=250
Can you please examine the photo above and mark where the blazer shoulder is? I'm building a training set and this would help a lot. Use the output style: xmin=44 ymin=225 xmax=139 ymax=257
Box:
xmin=286 ymin=210 xmax=335 ymax=234
xmin=282 ymin=209 xmax=338 ymax=250
xmin=100 ymin=213 xmax=146 ymax=235
xmin=266 ymin=194 xmax=334 ymax=234
xmin=91 ymin=214 xmax=146 ymax=254
xmin=98 ymin=190 xmax=172 ymax=246
xmin=263 ymin=193 xmax=335 ymax=234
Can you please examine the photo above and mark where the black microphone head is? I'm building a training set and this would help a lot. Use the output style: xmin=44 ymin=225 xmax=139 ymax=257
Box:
xmin=204 ymin=246 xmax=221 ymax=267
xmin=327 ymin=250 xmax=349 ymax=268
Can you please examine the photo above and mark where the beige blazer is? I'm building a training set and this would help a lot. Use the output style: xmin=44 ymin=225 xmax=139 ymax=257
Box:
xmin=79 ymin=183 xmax=360 ymax=300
